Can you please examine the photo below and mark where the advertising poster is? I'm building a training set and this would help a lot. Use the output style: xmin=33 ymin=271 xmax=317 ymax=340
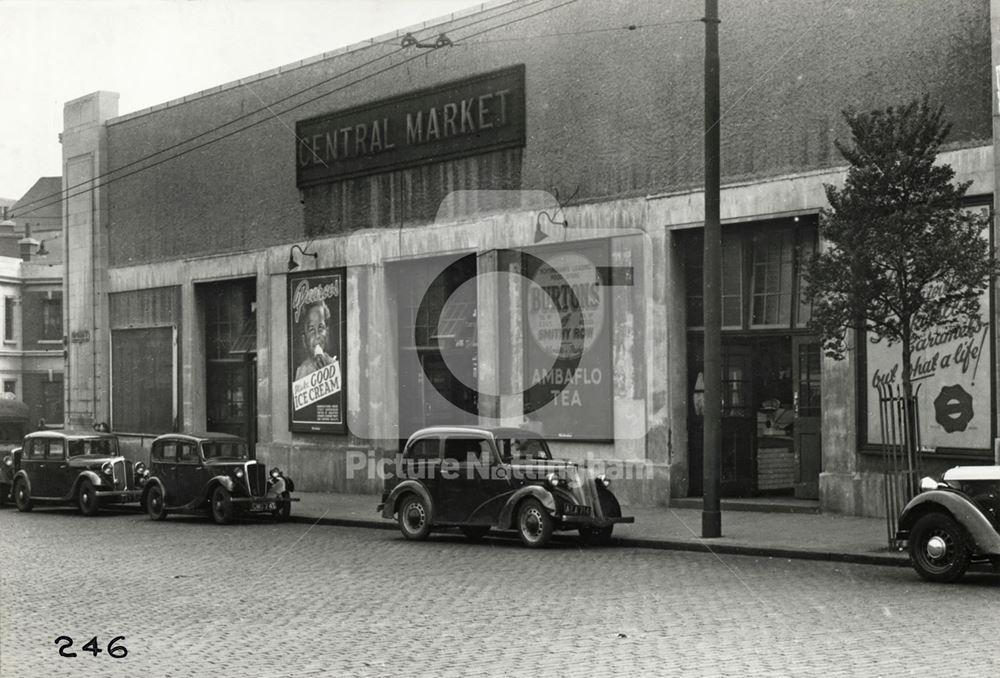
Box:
xmin=865 ymin=208 xmax=992 ymax=451
xmin=288 ymin=269 xmax=347 ymax=434
xmin=522 ymin=242 xmax=613 ymax=440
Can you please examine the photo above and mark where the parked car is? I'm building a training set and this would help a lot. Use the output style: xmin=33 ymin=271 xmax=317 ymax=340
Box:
xmin=142 ymin=432 xmax=297 ymax=525
xmin=0 ymin=397 xmax=31 ymax=507
xmin=379 ymin=426 xmax=634 ymax=547
xmin=896 ymin=464 xmax=1000 ymax=582
xmin=4 ymin=430 xmax=144 ymax=515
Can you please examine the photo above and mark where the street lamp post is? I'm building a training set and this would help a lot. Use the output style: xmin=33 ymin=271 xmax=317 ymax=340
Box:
xmin=702 ymin=0 xmax=722 ymax=538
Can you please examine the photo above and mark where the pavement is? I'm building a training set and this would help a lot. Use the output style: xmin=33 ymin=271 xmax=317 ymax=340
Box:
xmin=287 ymin=492 xmax=912 ymax=567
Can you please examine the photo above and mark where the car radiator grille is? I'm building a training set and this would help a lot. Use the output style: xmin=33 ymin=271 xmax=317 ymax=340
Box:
xmin=246 ymin=463 xmax=267 ymax=496
xmin=114 ymin=460 xmax=132 ymax=490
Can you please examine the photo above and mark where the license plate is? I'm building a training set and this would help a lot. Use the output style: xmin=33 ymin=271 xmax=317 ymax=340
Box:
xmin=563 ymin=504 xmax=591 ymax=516
xmin=253 ymin=501 xmax=277 ymax=512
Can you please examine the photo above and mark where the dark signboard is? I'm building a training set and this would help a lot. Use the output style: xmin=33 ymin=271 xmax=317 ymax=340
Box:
xmin=295 ymin=65 xmax=525 ymax=187
xmin=522 ymin=242 xmax=613 ymax=441
xmin=288 ymin=269 xmax=347 ymax=434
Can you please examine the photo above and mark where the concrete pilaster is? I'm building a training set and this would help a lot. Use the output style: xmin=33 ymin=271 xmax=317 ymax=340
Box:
xmin=62 ymin=92 xmax=117 ymax=429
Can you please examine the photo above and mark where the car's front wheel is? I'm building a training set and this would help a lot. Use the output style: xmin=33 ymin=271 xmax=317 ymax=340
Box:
xmin=517 ymin=498 xmax=553 ymax=548
xmin=13 ymin=478 xmax=32 ymax=512
xmin=397 ymin=493 xmax=431 ymax=541
xmin=78 ymin=479 xmax=100 ymax=516
xmin=211 ymin=486 xmax=234 ymax=525
xmin=909 ymin=511 xmax=972 ymax=583
xmin=146 ymin=485 xmax=167 ymax=521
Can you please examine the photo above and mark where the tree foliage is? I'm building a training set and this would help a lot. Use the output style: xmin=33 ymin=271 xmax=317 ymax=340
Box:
xmin=803 ymin=96 xmax=995 ymax=396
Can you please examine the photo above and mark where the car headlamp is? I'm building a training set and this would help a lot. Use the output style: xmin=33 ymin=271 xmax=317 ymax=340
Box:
xmin=919 ymin=476 xmax=940 ymax=492
xmin=546 ymin=472 xmax=562 ymax=488
xmin=596 ymin=473 xmax=610 ymax=488
xmin=234 ymin=468 xmax=244 ymax=479
xmin=270 ymin=467 xmax=281 ymax=479
xmin=3 ymin=456 xmax=11 ymax=467
xmin=134 ymin=462 xmax=146 ymax=476
xmin=100 ymin=461 xmax=114 ymax=477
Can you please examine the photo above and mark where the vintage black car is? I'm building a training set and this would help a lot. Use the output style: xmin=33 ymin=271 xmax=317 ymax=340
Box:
xmin=142 ymin=432 xmax=297 ymax=525
xmin=4 ymin=430 xmax=143 ymax=514
xmin=379 ymin=426 xmax=634 ymax=547
xmin=0 ymin=397 xmax=31 ymax=507
xmin=896 ymin=464 xmax=1000 ymax=582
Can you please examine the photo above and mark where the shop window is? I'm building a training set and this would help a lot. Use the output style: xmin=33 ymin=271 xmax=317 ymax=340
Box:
xmin=750 ymin=229 xmax=794 ymax=327
xmin=683 ymin=223 xmax=815 ymax=331
xmin=3 ymin=297 xmax=14 ymax=342
xmin=795 ymin=234 xmax=817 ymax=328
xmin=42 ymin=297 xmax=62 ymax=340
xmin=3 ymin=380 xmax=15 ymax=394
xmin=683 ymin=234 xmax=743 ymax=328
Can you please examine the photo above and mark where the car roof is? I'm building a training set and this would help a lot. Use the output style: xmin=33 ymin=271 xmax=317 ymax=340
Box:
xmin=25 ymin=430 xmax=117 ymax=441
xmin=152 ymin=432 xmax=246 ymax=444
xmin=407 ymin=425 xmax=545 ymax=441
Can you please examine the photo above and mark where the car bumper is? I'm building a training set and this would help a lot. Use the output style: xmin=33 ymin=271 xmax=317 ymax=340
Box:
xmin=230 ymin=496 xmax=300 ymax=512
xmin=556 ymin=515 xmax=634 ymax=528
xmin=94 ymin=489 xmax=142 ymax=502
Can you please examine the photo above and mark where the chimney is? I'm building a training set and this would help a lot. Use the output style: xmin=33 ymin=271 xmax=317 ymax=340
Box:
xmin=19 ymin=223 xmax=39 ymax=261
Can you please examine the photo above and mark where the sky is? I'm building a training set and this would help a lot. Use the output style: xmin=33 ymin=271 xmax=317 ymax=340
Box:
xmin=0 ymin=0 xmax=483 ymax=201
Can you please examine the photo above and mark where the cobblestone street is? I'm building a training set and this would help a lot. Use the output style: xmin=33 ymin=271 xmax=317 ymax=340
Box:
xmin=1 ymin=508 xmax=997 ymax=677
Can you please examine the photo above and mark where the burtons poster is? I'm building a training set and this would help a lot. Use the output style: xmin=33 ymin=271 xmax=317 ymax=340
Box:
xmin=288 ymin=269 xmax=347 ymax=434
xmin=522 ymin=242 xmax=612 ymax=440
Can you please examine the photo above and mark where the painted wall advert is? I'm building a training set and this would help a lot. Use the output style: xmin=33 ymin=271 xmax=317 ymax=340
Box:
xmin=865 ymin=207 xmax=992 ymax=452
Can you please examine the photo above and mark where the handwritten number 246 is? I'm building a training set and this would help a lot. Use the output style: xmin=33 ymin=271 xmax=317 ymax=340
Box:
xmin=55 ymin=636 xmax=127 ymax=659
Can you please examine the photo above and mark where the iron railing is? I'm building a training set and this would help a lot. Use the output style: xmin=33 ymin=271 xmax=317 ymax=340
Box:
xmin=875 ymin=382 xmax=925 ymax=549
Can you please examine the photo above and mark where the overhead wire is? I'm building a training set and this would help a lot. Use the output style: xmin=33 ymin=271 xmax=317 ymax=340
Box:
xmin=13 ymin=0 xmax=563 ymax=216
xmin=452 ymin=18 xmax=699 ymax=44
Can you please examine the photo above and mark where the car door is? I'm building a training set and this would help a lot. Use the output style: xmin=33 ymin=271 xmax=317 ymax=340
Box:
xmin=438 ymin=436 xmax=508 ymax=525
xmin=155 ymin=440 xmax=181 ymax=504
xmin=401 ymin=436 xmax=441 ymax=511
xmin=20 ymin=438 xmax=48 ymax=496
xmin=174 ymin=442 xmax=205 ymax=505
xmin=45 ymin=438 xmax=72 ymax=499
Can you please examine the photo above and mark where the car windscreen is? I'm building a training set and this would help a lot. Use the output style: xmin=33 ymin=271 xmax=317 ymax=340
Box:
xmin=202 ymin=441 xmax=249 ymax=460
xmin=496 ymin=437 xmax=551 ymax=462
xmin=68 ymin=438 xmax=119 ymax=457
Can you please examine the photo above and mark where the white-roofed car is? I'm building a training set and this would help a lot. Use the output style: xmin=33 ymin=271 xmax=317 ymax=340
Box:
xmin=896 ymin=464 xmax=1000 ymax=582
xmin=378 ymin=426 xmax=634 ymax=548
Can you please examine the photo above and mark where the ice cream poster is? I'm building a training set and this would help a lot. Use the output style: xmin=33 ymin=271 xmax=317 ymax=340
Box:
xmin=288 ymin=269 xmax=347 ymax=433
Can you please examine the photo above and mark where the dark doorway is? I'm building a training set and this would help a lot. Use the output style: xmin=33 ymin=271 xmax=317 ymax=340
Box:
xmin=200 ymin=279 xmax=257 ymax=451
xmin=688 ymin=335 xmax=811 ymax=497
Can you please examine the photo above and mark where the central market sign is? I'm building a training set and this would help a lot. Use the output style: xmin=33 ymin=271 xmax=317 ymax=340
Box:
xmin=295 ymin=65 xmax=525 ymax=187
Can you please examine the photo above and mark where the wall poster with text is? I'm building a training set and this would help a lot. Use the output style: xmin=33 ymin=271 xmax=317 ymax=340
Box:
xmin=522 ymin=241 xmax=613 ymax=441
xmin=288 ymin=269 xmax=347 ymax=434
xmin=864 ymin=206 xmax=993 ymax=452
